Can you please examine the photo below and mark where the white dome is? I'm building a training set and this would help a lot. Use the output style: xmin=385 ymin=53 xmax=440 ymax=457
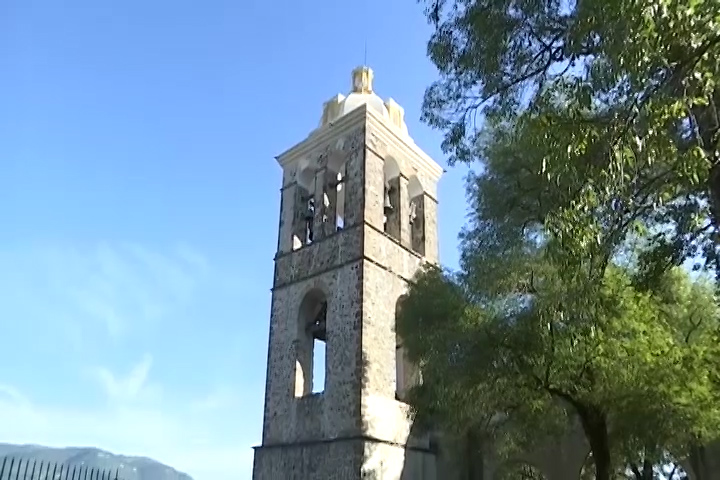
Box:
xmin=338 ymin=91 xmax=389 ymax=119
xmin=318 ymin=66 xmax=408 ymax=136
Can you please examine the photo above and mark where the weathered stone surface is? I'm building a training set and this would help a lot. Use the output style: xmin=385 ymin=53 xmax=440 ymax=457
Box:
xmin=262 ymin=261 xmax=365 ymax=445
xmin=363 ymin=440 xmax=436 ymax=480
xmin=363 ymin=226 xmax=423 ymax=282
xmin=273 ymin=225 xmax=363 ymax=288
xmin=253 ymin=439 xmax=364 ymax=480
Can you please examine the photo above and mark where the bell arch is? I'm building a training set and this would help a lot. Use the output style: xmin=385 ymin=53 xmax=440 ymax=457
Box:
xmin=324 ymin=151 xmax=348 ymax=232
xmin=293 ymin=160 xmax=318 ymax=250
xmin=407 ymin=174 xmax=425 ymax=255
xmin=383 ymin=156 xmax=401 ymax=240
xmin=295 ymin=288 xmax=328 ymax=397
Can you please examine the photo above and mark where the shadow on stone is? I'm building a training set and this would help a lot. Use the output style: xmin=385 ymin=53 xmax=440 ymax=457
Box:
xmin=395 ymin=417 xmax=438 ymax=480
xmin=683 ymin=440 xmax=720 ymax=480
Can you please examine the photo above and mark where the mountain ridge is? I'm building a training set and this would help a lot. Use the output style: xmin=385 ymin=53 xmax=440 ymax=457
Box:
xmin=0 ymin=443 xmax=193 ymax=480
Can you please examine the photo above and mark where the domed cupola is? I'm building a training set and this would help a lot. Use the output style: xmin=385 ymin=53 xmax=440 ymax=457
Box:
xmin=319 ymin=66 xmax=409 ymax=136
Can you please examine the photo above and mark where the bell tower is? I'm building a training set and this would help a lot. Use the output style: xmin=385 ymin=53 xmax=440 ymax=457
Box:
xmin=252 ymin=66 xmax=443 ymax=480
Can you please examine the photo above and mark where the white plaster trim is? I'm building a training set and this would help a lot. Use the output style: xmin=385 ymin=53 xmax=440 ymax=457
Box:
xmin=275 ymin=104 xmax=444 ymax=184
xmin=275 ymin=106 xmax=367 ymax=168
xmin=364 ymin=107 xmax=444 ymax=182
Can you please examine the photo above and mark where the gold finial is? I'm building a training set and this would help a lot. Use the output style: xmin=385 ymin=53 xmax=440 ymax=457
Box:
xmin=351 ymin=66 xmax=373 ymax=94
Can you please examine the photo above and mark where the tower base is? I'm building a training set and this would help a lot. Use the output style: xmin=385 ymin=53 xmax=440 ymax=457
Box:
xmin=252 ymin=436 xmax=437 ymax=480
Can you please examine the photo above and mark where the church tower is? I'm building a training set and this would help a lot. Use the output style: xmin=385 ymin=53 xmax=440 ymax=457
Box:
xmin=252 ymin=66 xmax=443 ymax=480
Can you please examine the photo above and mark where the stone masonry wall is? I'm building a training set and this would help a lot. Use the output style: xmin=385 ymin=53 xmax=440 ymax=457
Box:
xmin=262 ymin=260 xmax=365 ymax=445
xmin=254 ymin=108 xmax=443 ymax=480
xmin=253 ymin=439 xmax=364 ymax=480
xmin=355 ymin=133 xmax=439 ymax=480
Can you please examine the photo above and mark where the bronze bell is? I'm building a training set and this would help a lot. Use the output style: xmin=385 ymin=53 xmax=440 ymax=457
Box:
xmin=409 ymin=200 xmax=417 ymax=224
xmin=383 ymin=184 xmax=393 ymax=214
xmin=305 ymin=198 xmax=315 ymax=221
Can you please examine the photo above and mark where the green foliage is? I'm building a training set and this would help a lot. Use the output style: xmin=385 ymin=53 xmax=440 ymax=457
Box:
xmin=399 ymin=262 xmax=720 ymax=468
xmin=410 ymin=0 xmax=720 ymax=475
xmin=420 ymin=0 xmax=720 ymax=278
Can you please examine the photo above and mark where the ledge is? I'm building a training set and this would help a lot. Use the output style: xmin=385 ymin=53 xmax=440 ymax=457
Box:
xmin=274 ymin=104 xmax=444 ymax=185
xmin=253 ymin=433 xmax=435 ymax=454
xmin=364 ymin=107 xmax=444 ymax=183
xmin=275 ymin=106 xmax=367 ymax=168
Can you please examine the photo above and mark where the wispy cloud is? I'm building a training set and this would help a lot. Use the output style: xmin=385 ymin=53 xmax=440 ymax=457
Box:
xmin=89 ymin=354 xmax=162 ymax=405
xmin=0 ymin=242 xmax=209 ymax=340
xmin=0 ymin=384 xmax=31 ymax=408
xmin=0 ymin=241 xmax=262 ymax=480
xmin=191 ymin=385 xmax=242 ymax=412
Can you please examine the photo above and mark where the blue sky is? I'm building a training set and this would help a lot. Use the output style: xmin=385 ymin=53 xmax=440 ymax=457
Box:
xmin=0 ymin=1 xmax=470 ymax=479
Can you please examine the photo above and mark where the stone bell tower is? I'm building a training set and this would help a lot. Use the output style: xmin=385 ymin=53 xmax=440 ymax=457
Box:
xmin=252 ymin=66 xmax=443 ymax=480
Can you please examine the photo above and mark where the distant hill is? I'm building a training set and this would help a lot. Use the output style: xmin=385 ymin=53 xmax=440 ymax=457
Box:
xmin=0 ymin=443 xmax=193 ymax=480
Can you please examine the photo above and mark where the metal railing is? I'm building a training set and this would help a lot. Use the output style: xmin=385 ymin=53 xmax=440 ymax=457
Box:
xmin=0 ymin=457 xmax=122 ymax=480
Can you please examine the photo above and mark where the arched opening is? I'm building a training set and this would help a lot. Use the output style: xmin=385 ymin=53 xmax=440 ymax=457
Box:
xmin=325 ymin=153 xmax=347 ymax=233
xmin=395 ymin=295 xmax=414 ymax=401
xmin=579 ymin=452 xmax=594 ymax=480
xmin=293 ymin=163 xmax=317 ymax=250
xmin=295 ymin=288 xmax=328 ymax=396
xmin=497 ymin=462 xmax=547 ymax=480
xmin=383 ymin=157 xmax=401 ymax=241
xmin=407 ymin=175 xmax=425 ymax=255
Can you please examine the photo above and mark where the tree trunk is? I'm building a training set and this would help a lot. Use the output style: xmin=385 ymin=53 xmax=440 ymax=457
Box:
xmin=630 ymin=457 xmax=656 ymax=480
xmin=707 ymin=163 xmax=720 ymax=245
xmin=577 ymin=407 xmax=612 ymax=480
xmin=588 ymin=436 xmax=612 ymax=480
xmin=699 ymin=88 xmax=720 ymax=270
xmin=641 ymin=459 xmax=653 ymax=480
xmin=465 ymin=430 xmax=484 ymax=480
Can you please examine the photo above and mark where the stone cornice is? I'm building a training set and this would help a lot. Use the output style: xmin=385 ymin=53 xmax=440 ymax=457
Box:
xmin=364 ymin=107 xmax=443 ymax=182
xmin=275 ymin=105 xmax=444 ymax=184
xmin=275 ymin=106 xmax=366 ymax=168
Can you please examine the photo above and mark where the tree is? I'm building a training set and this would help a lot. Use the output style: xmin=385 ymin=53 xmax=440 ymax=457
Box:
xmin=419 ymin=0 xmax=719 ymax=278
xmin=399 ymin=250 xmax=720 ymax=480
xmin=408 ymin=0 xmax=720 ymax=477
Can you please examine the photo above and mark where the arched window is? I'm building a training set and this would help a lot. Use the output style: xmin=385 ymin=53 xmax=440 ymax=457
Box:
xmin=407 ymin=175 xmax=425 ymax=255
xmin=293 ymin=164 xmax=317 ymax=250
xmin=383 ymin=157 xmax=401 ymax=241
xmin=325 ymin=154 xmax=347 ymax=233
xmin=395 ymin=295 xmax=414 ymax=401
xmin=295 ymin=289 xmax=328 ymax=396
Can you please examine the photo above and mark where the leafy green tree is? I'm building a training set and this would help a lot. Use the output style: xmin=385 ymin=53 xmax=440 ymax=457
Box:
xmin=419 ymin=0 xmax=719 ymax=277
xmin=409 ymin=0 xmax=720 ymax=477
xmin=399 ymin=261 xmax=720 ymax=479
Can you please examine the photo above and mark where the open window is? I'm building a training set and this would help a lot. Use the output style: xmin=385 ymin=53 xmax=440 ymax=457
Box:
xmin=407 ymin=175 xmax=425 ymax=255
xmin=292 ymin=164 xmax=317 ymax=250
xmin=295 ymin=289 xmax=328 ymax=396
xmin=383 ymin=157 xmax=401 ymax=241
xmin=334 ymin=168 xmax=346 ymax=230
xmin=325 ymin=155 xmax=347 ymax=233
